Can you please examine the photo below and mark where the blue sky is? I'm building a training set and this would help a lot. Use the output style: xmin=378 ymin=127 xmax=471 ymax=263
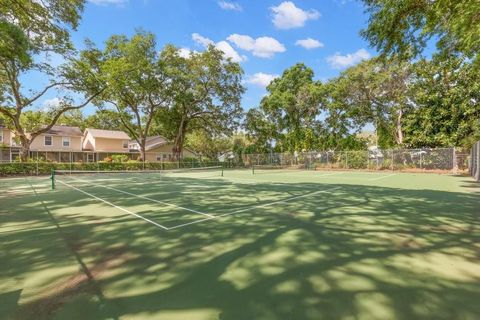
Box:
xmin=34 ymin=0 xmax=374 ymax=115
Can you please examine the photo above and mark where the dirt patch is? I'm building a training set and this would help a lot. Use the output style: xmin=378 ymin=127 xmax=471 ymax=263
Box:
xmin=15 ymin=245 xmax=135 ymax=320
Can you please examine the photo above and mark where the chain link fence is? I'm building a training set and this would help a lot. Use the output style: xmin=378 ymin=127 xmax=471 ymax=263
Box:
xmin=228 ymin=147 xmax=469 ymax=174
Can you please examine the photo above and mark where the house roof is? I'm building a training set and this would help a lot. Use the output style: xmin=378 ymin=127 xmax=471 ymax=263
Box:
xmin=145 ymin=135 xmax=169 ymax=150
xmin=44 ymin=125 xmax=83 ymax=137
xmin=86 ymin=128 xmax=130 ymax=140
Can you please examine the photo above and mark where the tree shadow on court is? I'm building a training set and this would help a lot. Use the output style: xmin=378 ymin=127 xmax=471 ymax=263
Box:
xmin=1 ymin=176 xmax=479 ymax=319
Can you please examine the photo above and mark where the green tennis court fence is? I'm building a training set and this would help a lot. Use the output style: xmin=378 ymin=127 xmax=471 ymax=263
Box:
xmin=470 ymin=141 xmax=480 ymax=181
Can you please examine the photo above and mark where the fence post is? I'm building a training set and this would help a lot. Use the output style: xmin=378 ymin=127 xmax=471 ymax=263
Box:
xmin=452 ymin=148 xmax=457 ymax=175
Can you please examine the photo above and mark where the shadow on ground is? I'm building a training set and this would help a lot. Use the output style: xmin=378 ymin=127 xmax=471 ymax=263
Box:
xmin=1 ymin=176 xmax=479 ymax=320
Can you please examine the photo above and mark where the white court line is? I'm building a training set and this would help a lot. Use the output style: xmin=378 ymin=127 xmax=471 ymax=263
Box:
xmin=369 ymin=173 xmax=398 ymax=181
xmin=166 ymin=216 xmax=216 ymax=230
xmin=57 ymin=180 xmax=169 ymax=230
xmin=168 ymin=186 xmax=342 ymax=230
xmin=69 ymin=177 xmax=214 ymax=218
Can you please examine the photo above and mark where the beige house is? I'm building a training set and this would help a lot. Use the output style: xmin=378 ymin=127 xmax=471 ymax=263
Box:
xmin=0 ymin=125 xmax=13 ymax=147
xmin=0 ymin=126 xmax=19 ymax=162
xmin=27 ymin=125 xmax=84 ymax=162
xmin=30 ymin=125 xmax=83 ymax=152
xmin=130 ymin=136 xmax=196 ymax=161
xmin=83 ymin=128 xmax=131 ymax=152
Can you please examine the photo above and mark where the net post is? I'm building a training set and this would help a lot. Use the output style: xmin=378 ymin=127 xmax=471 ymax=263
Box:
xmin=221 ymin=165 xmax=224 ymax=177
xmin=252 ymin=164 xmax=255 ymax=175
xmin=50 ymin=169 xmax=55 ymax=190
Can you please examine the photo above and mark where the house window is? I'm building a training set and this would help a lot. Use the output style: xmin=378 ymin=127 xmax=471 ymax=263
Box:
xmin=163 ymin=154 xmax=167 ymax=159
xmin=156 ymin=154 xmax=162 ymax=161
xmin=122 ymin=140 xmax=129 ymax=149
xmin=0 ymin=131 xmax=3 ymax=143
xmin=62 ymin=137 xmax=70 ymax=147
xmin=44 ymin=136 xmax=52 ymax=146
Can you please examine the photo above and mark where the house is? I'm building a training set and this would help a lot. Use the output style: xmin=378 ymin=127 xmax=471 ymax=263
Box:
xmin=30 ymin=125 xmax=83 ymax=152
xmin=130 ymin=135 xmax=196 ymax=161
xmin=0 ymin=125 xmax=13 ymax=147
xmin=0 ymin=125 xmax=20 ymax=162
xmin=29 ymin=125 xmax=84 ymax=162
xmin=82 ymin=128 xmax=133 ymax=162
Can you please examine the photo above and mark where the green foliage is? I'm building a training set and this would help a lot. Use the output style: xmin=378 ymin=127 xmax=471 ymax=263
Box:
xmin=84 ymin=110 xmax=124 ymax=131
xmin=0 ymin=0 xmax=84 ymax=54
xmin=154 ymin=45 xmax=244 ymax=158
xmin=185 ymin=129 xmax=235 ymax=161
xmin=0 ymin=20 xmax=31 ymax=67
xmin=361 ymin=0 xmax=480 ymax=61
xmin=403 ymin=57 xmax=480 ymax=148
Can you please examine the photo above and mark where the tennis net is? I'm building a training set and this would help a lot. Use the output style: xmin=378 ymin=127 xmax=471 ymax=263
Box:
xmin=252 ymin=164 xmax=313 ymax=175
xmin=51 ymin=166 xmax=224 ymax=189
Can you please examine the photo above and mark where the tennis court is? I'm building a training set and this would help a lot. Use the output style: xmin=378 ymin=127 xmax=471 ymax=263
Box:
xmin=1 ymin=168 xmax=479 ymax=319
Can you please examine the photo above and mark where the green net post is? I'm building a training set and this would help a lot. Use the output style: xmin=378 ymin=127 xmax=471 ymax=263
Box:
xmin=50 ymin=169 xmax=55 ymax=190
xmin=252 ymin=165 xmax=255 ymax=175
xmin=221 ymin=166 xmax=224 ymax=177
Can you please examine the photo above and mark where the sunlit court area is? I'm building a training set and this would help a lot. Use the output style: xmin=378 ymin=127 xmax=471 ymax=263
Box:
xmin=1 ymin=164 xmax=479 ymax=319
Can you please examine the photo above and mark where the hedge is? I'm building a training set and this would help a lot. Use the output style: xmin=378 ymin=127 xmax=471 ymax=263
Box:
xmin=0 ymin=161 xmax=223 ymax=176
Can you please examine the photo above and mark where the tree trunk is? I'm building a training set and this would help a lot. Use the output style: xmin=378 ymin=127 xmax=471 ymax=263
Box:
xmin=173 ymin=118 xmax=187 ymax=161
xmin=139 ymin=137 xmax=146 ymax=162
xmin=396 ymin=107 xmax=403 ymax=145
xmin=19 ymin=137 xmax=31 ymax=162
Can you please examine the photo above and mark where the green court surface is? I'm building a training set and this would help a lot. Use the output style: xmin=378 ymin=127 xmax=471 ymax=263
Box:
xmin=1 ymin=169 xmax=479 ymax=320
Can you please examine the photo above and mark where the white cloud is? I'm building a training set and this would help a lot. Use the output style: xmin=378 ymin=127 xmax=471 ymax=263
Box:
xmin=215 ymin=41 xmax=247 ymax=63
xmin=246 ymin=73 xmax=279 ymax=87
xmin=88 ymin=0 xmax=128 ymax=6
xmin=192 ymin=33 xmax=246 ymax=63
xmin=327 ymin=49 xmax=371 ymax=69
xmin=42 ymin=98 xmax=62 ymax=111
xmin=227 ymin=34 xmax=286 ymax=58
xmin=192 ymin=33 xmax=214 ymax=47
xmin=295 ymin=38 xmax=324 ymax=49
xmin=178 ymin=48 xmax=193 ymax=58
xmin=270 ymin=1 xmax=320 ymax=29
xmin=218 ymin=1 xmax=242 ymax=11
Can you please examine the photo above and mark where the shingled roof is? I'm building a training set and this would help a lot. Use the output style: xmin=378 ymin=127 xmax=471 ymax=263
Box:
xmin=85 ymin=128 xmax=130 ymax=140
xmin=44 ymin=125 xmax=83 ymax=137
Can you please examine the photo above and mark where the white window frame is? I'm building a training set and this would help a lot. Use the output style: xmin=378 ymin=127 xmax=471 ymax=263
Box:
xmin=44 ymin=135 xmax=52 ymax=146
xmin=62 ymin=136 xmax=70 ymax=147
xmin=122 ymin=140 xmax=129 ymax=149
xmin=87 ymin=154 xmax=95 ymax=162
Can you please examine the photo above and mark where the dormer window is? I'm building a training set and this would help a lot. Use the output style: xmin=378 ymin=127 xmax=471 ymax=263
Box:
xmin=44 ymin=136 xmax=52 ymax=146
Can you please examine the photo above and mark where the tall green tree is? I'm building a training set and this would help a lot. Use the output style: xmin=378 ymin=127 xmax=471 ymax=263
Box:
xmin=73 ymin=31 xmax=171 ymax=160
xmin=256 ymin=63 xmax=323 ymax=152
xmin=328 ymin=57 xmax=412 ymax=148
xmin=0 ymin=0 xmax=103 ymax=161
xmin=403 ymin=56 xmax=480 ymax=147
xmin=158 ymin=45 xmax=244 ymax=160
